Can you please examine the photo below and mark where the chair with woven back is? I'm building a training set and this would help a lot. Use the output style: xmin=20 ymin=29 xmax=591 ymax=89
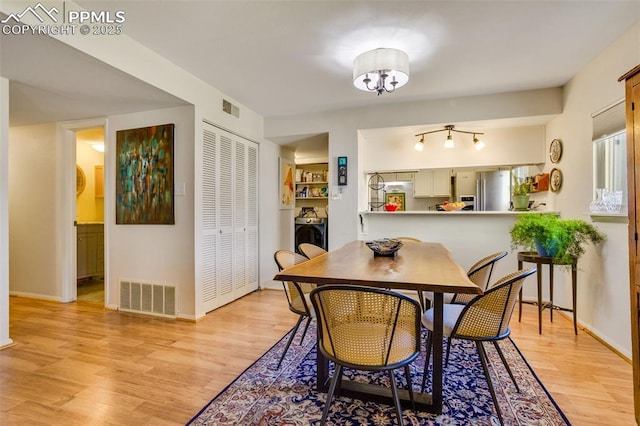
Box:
xmin=297 ymin=242 xmax=327 ymax=259
xmin=423 ymin=251 xmax=508 ymax=310
xmin=310 ymin=284 xmax=422 ymax=426
xmin=420 ymin=267 xmax=537 ymax=425
xmin=273 ymin=249 xmax=316 ymax=368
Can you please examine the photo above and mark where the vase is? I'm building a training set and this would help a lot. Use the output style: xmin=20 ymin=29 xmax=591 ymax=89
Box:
xmin=512 ymin=194 xmax=530 ymax=211
xmin=535 ymin=240 xmax=559 ymax=258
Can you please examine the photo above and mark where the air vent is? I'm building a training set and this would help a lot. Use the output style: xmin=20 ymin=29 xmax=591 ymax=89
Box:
xmin=222 ymin=99 xmax=240 ymax=118
xmin=119 ymin=279 xmax=176 ymax=318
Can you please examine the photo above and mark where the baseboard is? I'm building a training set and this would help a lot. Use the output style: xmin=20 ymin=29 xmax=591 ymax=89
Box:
xmin=9 ymin=291 xmax=61 ymax=302
xmin=556 ymin=311 xmax=632 ymax=364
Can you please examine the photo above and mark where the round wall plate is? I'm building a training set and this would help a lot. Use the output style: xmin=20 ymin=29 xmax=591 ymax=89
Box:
xmin=76 ymin=165 xmax=86 ymax=196
xmin=550 ymin=139 xmax=563 ymax=163
xmin=550 ymin=168 xmax=562 ymax=193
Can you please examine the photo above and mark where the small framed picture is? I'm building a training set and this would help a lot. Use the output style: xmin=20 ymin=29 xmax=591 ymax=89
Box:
xmin=385 ymin=192 xmax=406 ymax=211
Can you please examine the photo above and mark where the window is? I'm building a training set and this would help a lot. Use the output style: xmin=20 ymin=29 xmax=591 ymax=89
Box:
xmin=592 ymin=100 xmax=627 ymax=213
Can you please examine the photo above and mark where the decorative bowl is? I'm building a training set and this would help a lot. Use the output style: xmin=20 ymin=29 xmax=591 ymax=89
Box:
xmin=441 ymin=202 xmax=465 ymax=211
xmin=384 ymin=204 xmax=399 ymax=212
xmin=365 ymin=238 xmax=403 ymax=257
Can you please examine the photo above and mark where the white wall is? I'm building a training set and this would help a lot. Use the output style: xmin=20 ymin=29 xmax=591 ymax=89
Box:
xmin=543 ymin=22 xmax=640 ymax=357
xmin=0 ymin=77 xmax=12 ymax=348
xmin=361 ymin=125 xmax=546 ymax=172
xmin=266 ymin=89 xmax=563 ymax=251
xmin=8 ymin=123 xmax=62 ymax=299
xmin=264 ymin=25 xmax=640 ymax=356
xmin=107 ymin=106 xmax=197 ymax=317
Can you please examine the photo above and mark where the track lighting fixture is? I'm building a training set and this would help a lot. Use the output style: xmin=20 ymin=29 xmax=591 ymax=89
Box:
xmin=414 ymin=125 xmax=486 ymax=151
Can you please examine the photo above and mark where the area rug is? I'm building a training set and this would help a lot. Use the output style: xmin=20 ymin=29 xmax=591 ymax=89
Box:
xmin=188 ymin=323 xmax=570 ymax=425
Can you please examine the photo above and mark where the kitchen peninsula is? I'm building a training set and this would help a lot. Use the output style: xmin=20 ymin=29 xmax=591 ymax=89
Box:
xmin=358 ymin=209 xmax=558 ymax=293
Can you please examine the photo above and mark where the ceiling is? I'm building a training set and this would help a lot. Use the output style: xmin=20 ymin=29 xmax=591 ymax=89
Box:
xmin=2 ymin=1 xmax=639 ymax=139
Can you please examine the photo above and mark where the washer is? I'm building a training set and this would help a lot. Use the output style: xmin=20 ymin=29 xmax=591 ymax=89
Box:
xmin=294 ymin=218 xmax=328 ymax=253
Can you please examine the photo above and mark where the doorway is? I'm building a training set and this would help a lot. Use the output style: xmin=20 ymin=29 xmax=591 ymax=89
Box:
xmin=75 ymin=128 xmax=105 ymax=303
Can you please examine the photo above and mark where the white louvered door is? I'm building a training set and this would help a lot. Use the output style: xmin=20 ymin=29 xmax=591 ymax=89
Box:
xmin=201 ymin=122 xmax=258 ymax=313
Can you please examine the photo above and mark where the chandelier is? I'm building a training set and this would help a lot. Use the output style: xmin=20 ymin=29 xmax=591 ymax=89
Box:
xmin=414 ymin=125 xmax=486 ymax=151
xmin=353 ymin=48 xmax=409 ymax=95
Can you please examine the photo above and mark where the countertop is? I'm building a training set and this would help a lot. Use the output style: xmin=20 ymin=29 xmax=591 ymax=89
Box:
xmin=360 ymin=210 xmax=558 ymax=216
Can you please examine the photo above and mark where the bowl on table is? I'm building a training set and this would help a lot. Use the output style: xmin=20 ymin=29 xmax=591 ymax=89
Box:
xmin=365 ymin=238 xmax=403 ymax=257
xmin=440 ymin=202 xmax=466 ymax=212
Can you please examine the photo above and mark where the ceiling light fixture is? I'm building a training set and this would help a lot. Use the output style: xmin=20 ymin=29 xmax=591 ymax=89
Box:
xmin=353 ymin=48 xmax=409 ymax=95
xmin=414 ymin=125 xmax=486 ymax=151
xmin=91 ymin=143 xmax=105 ymax=152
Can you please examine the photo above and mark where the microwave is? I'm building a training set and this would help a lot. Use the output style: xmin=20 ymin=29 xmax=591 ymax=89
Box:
xmin=458 ymin=195 xmax=475 ymax=211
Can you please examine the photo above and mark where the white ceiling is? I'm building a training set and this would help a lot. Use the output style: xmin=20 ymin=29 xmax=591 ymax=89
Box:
xmin=2 ymin=1 xmax=639 ymax=135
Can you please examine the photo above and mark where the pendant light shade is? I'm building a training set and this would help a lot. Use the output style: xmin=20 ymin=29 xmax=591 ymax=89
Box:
xmin=353 ymin=48 xmax=410 ymax=95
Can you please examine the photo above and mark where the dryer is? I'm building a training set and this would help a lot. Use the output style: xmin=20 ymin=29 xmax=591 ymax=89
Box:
xmin=294 ymin=217 xmax=328 ymax=253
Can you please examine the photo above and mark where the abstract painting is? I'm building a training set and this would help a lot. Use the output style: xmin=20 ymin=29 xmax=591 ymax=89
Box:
xmin=116 ymin=123 xmax=175 ymax=224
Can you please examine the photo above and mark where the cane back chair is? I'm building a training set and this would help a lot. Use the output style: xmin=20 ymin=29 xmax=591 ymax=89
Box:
xmin=274 ymin=249 xmax=316 ymax=369
xmin=310 ymin=285 xmax=422 ymax=426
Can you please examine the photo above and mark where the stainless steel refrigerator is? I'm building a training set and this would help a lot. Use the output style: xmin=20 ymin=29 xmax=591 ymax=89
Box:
xmin=476 ymin=170 xmax=511 ymax=211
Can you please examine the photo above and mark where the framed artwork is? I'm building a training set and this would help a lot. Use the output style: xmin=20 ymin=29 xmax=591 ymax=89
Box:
xmin=338 ymin=156 xmax=347 ymax=186
xmin=279 ymin=157 xmax=295 ymax=209
xmin=385 ymin=192 xmax=406 ymax=211
xmin=116 ymin=123 xmax=175 ymax=224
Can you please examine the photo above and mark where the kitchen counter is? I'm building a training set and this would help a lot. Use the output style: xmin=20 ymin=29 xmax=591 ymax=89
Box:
xmin=358 ymin=209 xmax=558 ymax=304
xmin=360 ymin=210 xmax=556 ymax=216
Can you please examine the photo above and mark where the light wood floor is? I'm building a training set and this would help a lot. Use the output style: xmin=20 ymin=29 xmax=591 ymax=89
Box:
xmin=0 ymin=289 xmax=635 ymax=425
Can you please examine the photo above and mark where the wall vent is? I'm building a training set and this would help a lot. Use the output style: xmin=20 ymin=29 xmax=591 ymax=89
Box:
xmin=222 ymin=99 xmax=240 ymax=118
xmin=119 ymin=280 xmax=176 ymax=318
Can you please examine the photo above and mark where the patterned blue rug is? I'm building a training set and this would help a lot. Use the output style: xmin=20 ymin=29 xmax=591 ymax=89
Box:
xmin=188 ymin=323 xmax=570 ymax=425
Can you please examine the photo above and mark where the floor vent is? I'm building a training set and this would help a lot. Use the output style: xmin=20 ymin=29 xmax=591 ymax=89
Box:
xmin=119 ymin=280 xmax=176 ymax=318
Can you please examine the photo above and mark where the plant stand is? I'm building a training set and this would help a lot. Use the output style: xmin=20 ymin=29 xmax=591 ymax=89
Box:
xmin=516 ymin=251 xmax=578 ymax=335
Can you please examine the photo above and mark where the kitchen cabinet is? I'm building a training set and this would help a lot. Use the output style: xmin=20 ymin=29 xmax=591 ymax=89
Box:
xmin=201 ymin=123 xmax=259 ymax=314
xmin=77 ymin=223 xmax=103 ymax=280
xmin=378 ymin=172 xmax=414 ymax=183
xmin=414 ymin=169 xmax=451 ymax=197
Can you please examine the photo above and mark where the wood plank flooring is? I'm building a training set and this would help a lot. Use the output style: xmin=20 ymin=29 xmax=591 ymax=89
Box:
xmin=0 ymin=289 xmax=635 ymax=425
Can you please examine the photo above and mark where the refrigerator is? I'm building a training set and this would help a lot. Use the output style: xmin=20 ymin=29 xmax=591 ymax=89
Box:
xmin=476 ymin=170 xmax=511 ymax=211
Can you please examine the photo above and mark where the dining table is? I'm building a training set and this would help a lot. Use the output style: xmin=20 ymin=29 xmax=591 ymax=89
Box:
xmin=273 ymin=239 xmax=481 ymax=414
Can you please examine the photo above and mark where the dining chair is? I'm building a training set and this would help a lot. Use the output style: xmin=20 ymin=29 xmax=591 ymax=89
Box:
xmin=297 ymin=242 xmax=327 ymax=259
xmin=273 ymin=250 xmax=315 ymax=369
xmin=420 ymin=267 xmax=537 ymax=425
xmin=423 ymin=251 xmax=508 ymax=310
xmin=310 ymin=285 xmax=422 ymax=426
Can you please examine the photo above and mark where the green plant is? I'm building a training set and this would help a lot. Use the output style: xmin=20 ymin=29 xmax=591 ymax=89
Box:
xmin=509 ymin=213 xmax=605 ymax=264
xmin=511 ymin=173 xmax=532 ymax=196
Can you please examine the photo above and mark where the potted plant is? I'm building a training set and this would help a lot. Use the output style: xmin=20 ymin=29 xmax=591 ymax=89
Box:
xmin=509 ymin=213 xmax=605 ymax=264
xmin=511 ymin=173 xmax=532 ymax=211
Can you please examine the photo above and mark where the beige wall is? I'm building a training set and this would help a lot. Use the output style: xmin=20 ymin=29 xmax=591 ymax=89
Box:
xmin=76 ymin=128 xmax=104 ymax=223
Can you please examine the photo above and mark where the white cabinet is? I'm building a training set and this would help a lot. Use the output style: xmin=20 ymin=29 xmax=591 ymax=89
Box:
xmin=77 ymin=223 xmax=103 ymax=279
xmin=201 ymin=123 xmax=258 ymax=313
xmin=378 ymin=172 xmax=414 ymax=183
xmin=414 ymin=169 xmax=452 ymax=197
xmin=455 ymin=171 xmax=477 ymax=196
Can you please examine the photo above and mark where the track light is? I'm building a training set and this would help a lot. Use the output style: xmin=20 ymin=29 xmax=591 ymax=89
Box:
xmin=414 ymin=125 xmax=486 ymax=151
xmin=473 ymin=134 xmax=486 ymax=150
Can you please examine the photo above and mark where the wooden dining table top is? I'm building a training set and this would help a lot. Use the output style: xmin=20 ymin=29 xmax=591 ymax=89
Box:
xmin=274 ymin=240 xmax=481 ymax=295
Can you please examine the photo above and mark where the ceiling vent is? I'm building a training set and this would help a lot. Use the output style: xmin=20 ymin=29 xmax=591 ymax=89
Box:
xmin=222 ymin=99 xmax=240 ymax=118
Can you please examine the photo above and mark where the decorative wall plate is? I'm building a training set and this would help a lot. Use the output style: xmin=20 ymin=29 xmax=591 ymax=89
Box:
xmin=549 ymin=138 xmax=563 ymax=163
xmin=76 ymin=165 xmax=86 ymax=196
xmin=550 ymin=168 xmax=562 ymax=193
